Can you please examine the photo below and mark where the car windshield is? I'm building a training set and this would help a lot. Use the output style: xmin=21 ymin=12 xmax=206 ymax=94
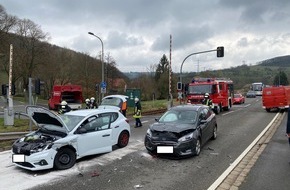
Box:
xmin=59 ymin=115 xmax=85 ymax=131
xmin=188 ymin=84 xmax=212 ymax=94
xmin=101 ymin=97 xmax=122 ymax=107
xmin=234 ymin=94 xmax=241 ymax=98
xmin=159 ymin=110 xmax=197 ymax=124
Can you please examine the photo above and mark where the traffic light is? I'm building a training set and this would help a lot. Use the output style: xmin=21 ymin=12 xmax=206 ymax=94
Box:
xmin=95 ymin=83 xmax=99 ymax=92
xmin=1 ymin=84 xmax=15 ymax=95
xmin=177 ymin=82 xmax=182 ymax=90
xmin=1 ymin=84 xmax=6 ymax=95
xmin=35 ymin=78 xmax=41 ymax=95
xmin=11 ymin=84 xmax=15 ymax=95
xmin=217 ymin=46 xmax=224 ymax=57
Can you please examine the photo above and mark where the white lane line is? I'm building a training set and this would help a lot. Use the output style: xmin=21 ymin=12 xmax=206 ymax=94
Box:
xmin=207 ymin=112 xmax=280 ymax=190
xmin=222 ymin=111 xmax=234 ymax=116
xmin=222 ymin=104 xmax=251 ymax=116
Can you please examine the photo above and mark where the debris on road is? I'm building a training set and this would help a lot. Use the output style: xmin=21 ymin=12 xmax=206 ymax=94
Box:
xmin=91 ymin=170 xmax=100 ymax=177
xmin=134 ymin=184 xmax=144 ymax=189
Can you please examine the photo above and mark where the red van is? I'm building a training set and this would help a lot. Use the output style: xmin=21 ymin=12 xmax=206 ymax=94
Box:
xmin=262 ymin=86 xmax=290 ymax=112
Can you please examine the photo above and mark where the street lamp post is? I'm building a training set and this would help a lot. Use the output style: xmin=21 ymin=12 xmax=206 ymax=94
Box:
xmin=88 ymin=32 xmax=105 ymax=99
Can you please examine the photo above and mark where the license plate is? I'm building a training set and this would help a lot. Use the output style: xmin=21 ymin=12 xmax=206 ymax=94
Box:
xmin=157 ymin=146 xmax=173 ymax=153
xmin=12 ymin=154 xmax=25 ymax=162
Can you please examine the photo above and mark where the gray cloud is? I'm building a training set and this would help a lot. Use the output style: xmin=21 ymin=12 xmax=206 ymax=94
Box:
xmin=1 ymin=0 xmax=290 ymax=72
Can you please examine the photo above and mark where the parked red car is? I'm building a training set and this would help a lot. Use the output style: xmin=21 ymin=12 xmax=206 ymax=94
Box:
xmin=233 ymin=93 xmax=245 ymax=104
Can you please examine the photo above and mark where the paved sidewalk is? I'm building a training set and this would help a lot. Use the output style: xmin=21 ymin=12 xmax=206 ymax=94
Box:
xmin=239 ymin=112 xmax=290 ymax=190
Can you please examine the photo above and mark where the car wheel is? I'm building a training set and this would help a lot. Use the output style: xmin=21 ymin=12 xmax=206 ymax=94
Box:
xmin=117 ymin=131 xmax=129 ymax=148
xmin=194 ymin=138 xmax=201 ymax=156
xmin=54 ymin=148 xmax=76 ymax=170
xmin=211 ymin=126 xmax=217 ymax=140
xmin=214 ymin=105 xmax=221 ymax=115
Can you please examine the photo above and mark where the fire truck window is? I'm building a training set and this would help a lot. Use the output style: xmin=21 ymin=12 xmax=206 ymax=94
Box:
xmin=219 ymin=84 xmax=223 ymax=91
xmin=212 ymin=85 xmax=217 ymax=94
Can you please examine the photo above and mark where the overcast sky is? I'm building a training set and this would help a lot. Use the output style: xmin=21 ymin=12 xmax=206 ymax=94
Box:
xmin=1 ymin=0 xmax=290 ymax=73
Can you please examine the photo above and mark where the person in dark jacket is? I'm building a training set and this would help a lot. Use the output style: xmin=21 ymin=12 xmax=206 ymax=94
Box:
xmin=85 ymin=98 xmax=91 ymax=109
xmin=90 ymin=97 xmax=98 ymax=109
xmin=133 ymin=97 xmax=142 ymax=128
xmin=58 ymin=101 xmax=71 ymax=114
xmin=202 ymin=93 xmax=213 ymax=107
xmin=286 ymin=110 xmax=290 ymax=144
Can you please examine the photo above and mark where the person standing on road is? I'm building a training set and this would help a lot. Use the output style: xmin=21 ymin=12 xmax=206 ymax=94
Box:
xmin=58 ymin=100 xmax=71 ymax=114
xmin=133 ymin=97 xmax=142 ymax=128
xmin=90 ymin=97 xmax=98 ymax=109
xmin=85 ymin=98 xmax=91 ymax=109
xmin=202 ymin=93 xmax=213 ymax=108
xmin=286 ymin=109 xmax=290 ymax=145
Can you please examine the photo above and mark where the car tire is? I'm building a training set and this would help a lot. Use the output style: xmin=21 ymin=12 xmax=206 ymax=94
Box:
xmin=54 ymin=148 xmax=76 ymax=170
xmin=117 ymin=131 xmax=129 ymax=148
xmin=194 ymin=138 xmax=201 ymax=156
xmin=214 ymin=105 xmax=221 ymax=115
xmin=211 ymin=126 xmax=217 ymax=140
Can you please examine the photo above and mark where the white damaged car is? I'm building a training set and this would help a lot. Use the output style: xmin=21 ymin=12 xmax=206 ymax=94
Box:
xmin=11 ymin=106 xmax=130 ymax=171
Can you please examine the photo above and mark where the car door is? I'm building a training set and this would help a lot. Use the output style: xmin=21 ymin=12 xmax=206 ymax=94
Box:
xmin=198 ymin=108 xmax=212 ymax=143
xmin=76 ymin=114 xmax=112 ymax=158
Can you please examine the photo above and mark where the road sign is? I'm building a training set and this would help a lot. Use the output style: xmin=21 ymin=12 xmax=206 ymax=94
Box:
xmin=100 ymin=82 xmax=106 ymax=88
xmin=101 ymin=87 xmax=106 ymax=94
xmin=178 ymin=92 xmax=183 ymax=99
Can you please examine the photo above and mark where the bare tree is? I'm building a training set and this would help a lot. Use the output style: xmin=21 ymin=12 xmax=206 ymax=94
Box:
xmin=0 ymin=5 xmax=17 ymax=37
xmin=13 ymin=18 xmax=49 ymax=89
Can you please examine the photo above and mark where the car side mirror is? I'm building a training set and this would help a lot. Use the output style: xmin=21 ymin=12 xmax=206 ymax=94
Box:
xmin=155 ymin=118 xmax=159 ymax=122
xmin=200 ymin=120 xmax=207 ymax=124
xmin=77 ymin=127 xmax=87 ymax=134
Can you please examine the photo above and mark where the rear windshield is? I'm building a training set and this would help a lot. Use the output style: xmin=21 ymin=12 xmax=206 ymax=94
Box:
xmin=101 ymin=97 xmax=122 ymax=107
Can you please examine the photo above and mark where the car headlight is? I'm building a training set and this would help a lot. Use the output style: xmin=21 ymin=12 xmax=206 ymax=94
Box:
xmin=178 ymin=133 xmax=194 ymax=142
xmin=146 ymin=129 xmax=152 ymax=138
xmin=30 ymin=143 xmax=53 ymax=154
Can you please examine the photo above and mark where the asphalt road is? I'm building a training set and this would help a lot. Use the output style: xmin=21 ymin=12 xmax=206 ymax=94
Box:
xmin=239 ymin=108 xmax=290 ymax=190
xmin=0 ymin=96 xmax=286 ymax=190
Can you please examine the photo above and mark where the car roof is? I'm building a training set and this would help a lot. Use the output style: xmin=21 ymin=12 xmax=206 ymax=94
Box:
xmin=169 ymin=104 xmax=206 ymax=111
xmin=102 ymin=95 xmax=128 ymax=101
xmin=64 ymin=108 xmax=119 ymax=117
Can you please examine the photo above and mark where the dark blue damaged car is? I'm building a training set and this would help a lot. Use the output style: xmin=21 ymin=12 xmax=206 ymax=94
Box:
xmin=144 ymin=104 xmax=217 ymax=157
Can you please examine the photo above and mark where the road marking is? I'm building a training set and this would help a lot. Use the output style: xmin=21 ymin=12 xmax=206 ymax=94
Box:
xmin=207 ymin=112 xmax=281 ymax=190
xmin=222 ymin=111 xmax=234 ymax=116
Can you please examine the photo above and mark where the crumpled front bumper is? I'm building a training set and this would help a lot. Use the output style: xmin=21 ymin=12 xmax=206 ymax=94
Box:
xmin=12 ymin=148 xmax=57 ymax=171
xmin=144 ymin=136 xmax=197 ymax=157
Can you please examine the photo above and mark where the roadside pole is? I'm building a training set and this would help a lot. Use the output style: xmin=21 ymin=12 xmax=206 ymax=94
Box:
xmin=28 ymin=78 xmax=32 ymax=131
xmin=179 ymin=47 xmax=224 ymax=104
xmin=4 ymin=44 xmax=14 ymax=126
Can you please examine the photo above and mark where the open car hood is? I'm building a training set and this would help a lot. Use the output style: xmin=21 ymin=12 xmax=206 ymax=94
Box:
xmin=26 ymin=106 xmax=69 ymax=133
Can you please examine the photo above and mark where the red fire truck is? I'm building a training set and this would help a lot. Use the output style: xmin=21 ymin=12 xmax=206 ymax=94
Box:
xmin=185 ymin=77 xmax=234 ymax=114
xmin=48 ymin=85 xmax=83 ymax=110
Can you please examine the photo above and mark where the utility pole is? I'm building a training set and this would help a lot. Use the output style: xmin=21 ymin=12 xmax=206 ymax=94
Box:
xmin=4 ymin=44 xmax=14 ymax=126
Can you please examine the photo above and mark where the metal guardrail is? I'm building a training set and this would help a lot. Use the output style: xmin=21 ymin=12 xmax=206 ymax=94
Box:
xmin=0 ymin=111 xmax=29 ymax=119
xmin=0 ymin=132 xmax=29 ymax=141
